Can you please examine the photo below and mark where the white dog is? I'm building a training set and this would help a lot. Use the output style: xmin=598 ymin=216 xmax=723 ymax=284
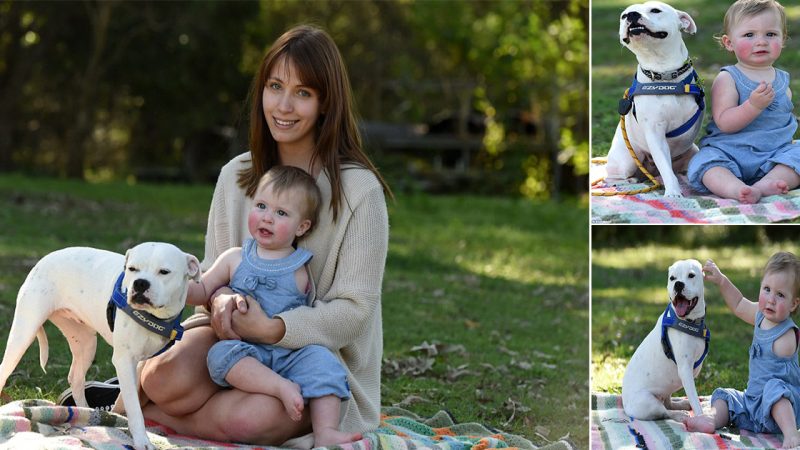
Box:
xmin=605 ymin=1 xmax=703 ymax=197
xmin=622 ymin=259 xmax=709 ymax=421
xmin=0 ymin=243 xmax=200 ymax=450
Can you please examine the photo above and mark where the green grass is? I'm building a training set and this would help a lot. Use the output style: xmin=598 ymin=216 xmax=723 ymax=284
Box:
xmin=591 ymin=230 xmax=796 ymax=400
xmin=592 ymin=0 xmax=800 ymax=156
xmin=0 ymin=174 xmax=589 ymax=448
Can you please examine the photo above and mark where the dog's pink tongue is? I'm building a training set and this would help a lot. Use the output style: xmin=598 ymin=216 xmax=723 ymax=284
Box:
xmin=674 ymin=299 xmax=689 ymax=317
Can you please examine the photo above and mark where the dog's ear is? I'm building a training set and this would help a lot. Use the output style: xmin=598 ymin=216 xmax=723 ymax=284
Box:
xmin=676 ymin=10 xmax=697 ymax=35
xmin=186 ymin=253 xmax=201 ymax=282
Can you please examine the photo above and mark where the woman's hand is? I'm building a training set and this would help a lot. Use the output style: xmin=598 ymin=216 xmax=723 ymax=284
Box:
xmin=209 ymin=289 xmax=249 ymax=340
xmin=230 ymin=298 xmax=287 ymax=345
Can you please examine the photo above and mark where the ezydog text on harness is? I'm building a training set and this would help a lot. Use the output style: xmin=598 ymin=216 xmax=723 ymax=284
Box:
xmin=660 ymin=303 xmax=710 ymax=369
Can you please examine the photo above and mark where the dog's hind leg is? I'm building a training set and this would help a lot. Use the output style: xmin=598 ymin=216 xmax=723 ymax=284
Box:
xmin=666 ymin=397 xmax=692 ymax=410
xmin=624 ymin=391 xmax=672 ymax=420
xmin=50 ymin=314 xmax=97 ymax=408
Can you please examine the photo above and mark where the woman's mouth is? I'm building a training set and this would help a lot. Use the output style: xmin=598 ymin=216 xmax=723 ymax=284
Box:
xmin=274 ymin=117 xmax=299 ymax=128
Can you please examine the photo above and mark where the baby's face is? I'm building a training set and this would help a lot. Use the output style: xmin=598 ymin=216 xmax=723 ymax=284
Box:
xmin=758 ymin=270 xmax=799 ymax=324
xmin=723 ymin=9 xmax=784 ymax=69
xmin=248 ymin=184 xmax=311 ymax=251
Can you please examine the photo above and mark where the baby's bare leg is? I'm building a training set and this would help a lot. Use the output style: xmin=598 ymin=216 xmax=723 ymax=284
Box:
xmin=702 ymin=166 xmax=761 ymax=203
xmin=311 ymin=395 xmax=363 ymax=447
xmin=753 ymin=164 xmax=800 ymax=197
xmin=686 ymin=399 xmax=729 ymax=434
xmin=771 ymin=398 xmax=800 ymax=448
xmin=226 ymin=357 xmax=304 ymax=421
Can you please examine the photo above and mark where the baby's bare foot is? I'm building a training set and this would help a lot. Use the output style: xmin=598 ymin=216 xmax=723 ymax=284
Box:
xmin=276 ymin=379 xmax=304 ymax=421
xmin=314 ymin=428 xmax=363 ymax=448
xmin=738 ymin=186 xmax=761 ymax=204
xmin=754 ymin=179 xmax=789 ymax=197
xmin=782 ymin=432 xmax=800 ymax=449
xmin=685 ymin=415 xmax=716 ymax=434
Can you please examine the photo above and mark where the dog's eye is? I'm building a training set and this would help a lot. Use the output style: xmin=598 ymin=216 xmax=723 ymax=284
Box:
xmin=159 ymin=269 xmax=171 ymax=275
xmin=127 ymin=266 xmax=139 ymax=273
xmin=669 ymin=276 xmax=676 ymax=281
xmin=621 ymin=13 xmax=627 ymax=19
xmin=688 ymin=273 xmax=695 ymax=278
xmin=650 ymin=8 xmax=661 ymax=13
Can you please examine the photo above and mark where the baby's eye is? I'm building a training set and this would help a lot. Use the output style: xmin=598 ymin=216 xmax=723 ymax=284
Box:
xmin=744 ymin=32 xmax=754 ymax=38
xmin=277 ymin=209 xmax=288 ymax=217
xmin=255 ymin=202 xmax=267 ymax=210
xmin=764 ymin=286 xmax=771 ymax=292
xmin=767 ymin=32 xmax=778 ymax=37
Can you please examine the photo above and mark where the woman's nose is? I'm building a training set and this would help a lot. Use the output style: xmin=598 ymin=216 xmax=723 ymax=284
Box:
xmin=277 ymin=92 xmax=293 ymax=112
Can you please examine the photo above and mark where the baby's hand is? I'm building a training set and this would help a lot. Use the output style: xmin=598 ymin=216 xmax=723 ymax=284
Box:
xmin=748 ymin=81 xmax=775 ymax=110
xmin=703 ymin=259 xmax=724 ymax=286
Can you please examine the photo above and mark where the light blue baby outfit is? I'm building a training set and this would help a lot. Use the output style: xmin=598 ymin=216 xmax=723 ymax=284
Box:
xmin=687 ymin=65 xmax=800 ymax=194
xmin=711 ymin=311 xmax=800 ymax=433
xmin=206 ymin=239 xmax=350 ymax=401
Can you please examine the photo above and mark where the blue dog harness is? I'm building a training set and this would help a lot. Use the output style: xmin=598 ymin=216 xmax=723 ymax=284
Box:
xmin=106 ymin=272 xmax=184 ymax=357
xmin=619 ymin=66 xmax=705 ymax=138
xmin=660 ymin=303 xmax=710 ymax=369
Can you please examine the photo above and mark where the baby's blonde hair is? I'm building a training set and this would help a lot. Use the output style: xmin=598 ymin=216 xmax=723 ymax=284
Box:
xmin=256 ymin=166 xmax=322 ymax=235
xmin=716 ymin=0 xmax=788 ymax=48
xmin=763 ymin=252 xmax=800 ymax=309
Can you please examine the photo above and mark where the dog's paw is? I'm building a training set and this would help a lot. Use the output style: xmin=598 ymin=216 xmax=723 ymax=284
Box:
xmin=666 ymin=410 xmax=691 ymax=423
xmin=663 ymin=190 xmax=683 ymax=198
xmin=132 ymin=436 xmax=154 ymax=450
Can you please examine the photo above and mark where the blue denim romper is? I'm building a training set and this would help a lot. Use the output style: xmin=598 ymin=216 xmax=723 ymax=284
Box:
xmin=206 ymin=239 xmax=350 ymax=401
xmin=711 ymin=311 xmax=800 ymax=433
xmin=688 ymin=65 xmax=800 ymax=194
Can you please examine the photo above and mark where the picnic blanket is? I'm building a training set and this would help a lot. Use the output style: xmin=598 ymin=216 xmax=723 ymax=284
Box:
xmin=0 ymin=400 xmax=574 ymax=450
xmin=591 ymin=392 xmax=788 ymax=449
xmin=590 ymin=162 xmax=800 ymax=224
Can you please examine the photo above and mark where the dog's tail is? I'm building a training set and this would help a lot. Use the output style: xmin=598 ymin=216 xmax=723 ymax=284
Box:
xmin=36 ymin=327 xmax=48 ymax=373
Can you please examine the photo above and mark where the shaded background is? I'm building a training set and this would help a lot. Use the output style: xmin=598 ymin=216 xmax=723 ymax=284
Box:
xmin=0 ymin=0 xmax=588 ymax=199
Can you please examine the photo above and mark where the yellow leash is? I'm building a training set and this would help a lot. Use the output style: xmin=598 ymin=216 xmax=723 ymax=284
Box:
xmin=591 ymin=89 xmax=661 ymax=196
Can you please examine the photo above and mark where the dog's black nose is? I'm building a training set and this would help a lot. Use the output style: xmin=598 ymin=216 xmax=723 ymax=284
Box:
xmin=624 ymin=11 xmax=641 ymax=23
xmin=674 ymin=281 xmax=685 ymax=293
xmin=133 ymin=279 xmax=150 ymax=293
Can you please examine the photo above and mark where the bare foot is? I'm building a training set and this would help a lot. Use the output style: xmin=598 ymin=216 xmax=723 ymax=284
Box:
xmin=275 ymin=379 xmax=304 ymax=421
xmin=754 ymin=178 xmax=789 ymax=197
xmin=314 ymin=428 xmax=363 ymax=447
xmin=685 ymin=415 xmax=716 ymax=434
xmin=738 ymin=186 xmax=762 ymax=204
xmin=782 ymin=432 xmax=800 ymax=449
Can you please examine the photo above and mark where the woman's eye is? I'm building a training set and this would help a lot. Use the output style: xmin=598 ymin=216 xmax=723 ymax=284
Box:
xmin=298 ymin=89 xmax=311 ymax=97
xmin=269 ymin=82 xmax=281 ymax=90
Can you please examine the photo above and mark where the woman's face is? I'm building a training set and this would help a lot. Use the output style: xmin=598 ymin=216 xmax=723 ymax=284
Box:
xmin=262 ymin=57 xmax=321 ymax=153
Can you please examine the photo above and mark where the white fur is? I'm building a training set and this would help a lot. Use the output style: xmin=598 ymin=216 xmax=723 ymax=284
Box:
xmin=605 ymin=1 xmax=701 ymax=197
xmin=0 ymin=242 xmax=200 ymax=450
xmin=622 ymin=259 xmax=707 ymax=420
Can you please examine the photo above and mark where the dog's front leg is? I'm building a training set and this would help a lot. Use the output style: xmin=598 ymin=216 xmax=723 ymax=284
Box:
xmin=643 ymin=128 xmax=682 ymax=197
xmin=112 ymin=350 xmax=153 ymax=450
xmin=674 ymin=356 xmax=703 ymax=417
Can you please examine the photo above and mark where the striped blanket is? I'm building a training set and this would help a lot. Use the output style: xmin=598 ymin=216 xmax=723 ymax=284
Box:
xmin=591 ymin=393 xmax=787 ymax=449
xmin=0 ymin=400 xmax=574 ymax=450
xmin=590 ymin=163 xmax=800 ymax=224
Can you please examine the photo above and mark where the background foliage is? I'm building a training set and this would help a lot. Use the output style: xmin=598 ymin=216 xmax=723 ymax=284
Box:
xmin=591 ymin=0 xmax=800 ymax=157
xmin=0 ymin=0 xmax=588 ymax=198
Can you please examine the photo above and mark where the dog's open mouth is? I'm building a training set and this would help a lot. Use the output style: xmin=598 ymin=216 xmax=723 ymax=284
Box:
xmin=623 ymin=23 xmax=669 ymax=43
xmin=672 ymin=293 xmax=699 ymax=317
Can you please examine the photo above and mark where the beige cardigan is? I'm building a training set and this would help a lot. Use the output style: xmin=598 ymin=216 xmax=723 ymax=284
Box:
xmin=202 ymin=152 xmax=388 ymax=434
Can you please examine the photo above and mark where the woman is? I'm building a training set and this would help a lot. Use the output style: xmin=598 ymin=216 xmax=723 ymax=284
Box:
xmin=139 ymin=24 xmax=392 ymax=445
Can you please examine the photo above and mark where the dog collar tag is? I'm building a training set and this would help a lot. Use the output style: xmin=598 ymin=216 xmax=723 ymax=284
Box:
xmin=618 ymin=98 xmax=633 ymax=116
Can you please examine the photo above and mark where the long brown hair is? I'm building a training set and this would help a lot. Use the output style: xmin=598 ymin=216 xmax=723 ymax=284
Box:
xmin=239 ymin=24 xmax=392 ymax=221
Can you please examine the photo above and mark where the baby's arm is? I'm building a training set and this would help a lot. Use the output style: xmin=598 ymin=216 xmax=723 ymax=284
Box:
xmin=703 ymin=259 xmax=758 ymax=325
xmin=773 ymin=327 xmax=799 ymax=358
xmin=710 ymin=71 xmax=774 ymax=134
xmin=186 ymin=247 xmax=242 ymax=306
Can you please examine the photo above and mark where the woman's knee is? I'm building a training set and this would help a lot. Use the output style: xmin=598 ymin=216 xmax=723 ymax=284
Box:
xmin=141 ymin=326 xmax=219 ymax=414
xmin=220 ymin=394 xmax=310 ymax=444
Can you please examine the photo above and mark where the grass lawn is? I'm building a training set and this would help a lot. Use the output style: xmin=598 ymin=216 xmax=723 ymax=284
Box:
xmin=591 ymin=226 xmax=798 ymax=401
xmin=592 ymin=0 xmax=800 ymax=157
xmin=0 ymin=174 xmax=589 ymax=448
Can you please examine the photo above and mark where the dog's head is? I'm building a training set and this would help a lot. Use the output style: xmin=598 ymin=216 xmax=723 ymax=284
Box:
xmin=123 ymin=242 xmax=201 ymax=317
xmin=619 ymin=2 xmax=696 ymax=49
xmin=667 ymin=259 xmax=705 ymax=320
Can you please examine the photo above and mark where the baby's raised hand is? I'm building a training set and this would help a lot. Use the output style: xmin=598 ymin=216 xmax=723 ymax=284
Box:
xmin=749 ymin=81 xmax=775 ymax=110
xmin=703 ymin=259 xmax=724 ymax=286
